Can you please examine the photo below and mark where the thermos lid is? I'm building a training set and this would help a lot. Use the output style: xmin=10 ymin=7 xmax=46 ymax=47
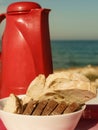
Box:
xmin=7 ymin=2 xmax=41 ymax=13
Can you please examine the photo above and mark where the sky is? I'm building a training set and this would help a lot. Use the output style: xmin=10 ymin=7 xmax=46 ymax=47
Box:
xmin=0 ymin=0 xmax=98 ymax=40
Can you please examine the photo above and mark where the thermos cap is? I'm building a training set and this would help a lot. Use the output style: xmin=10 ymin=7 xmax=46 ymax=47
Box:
xmin=7 ymin=2 xmax=41 ymax=13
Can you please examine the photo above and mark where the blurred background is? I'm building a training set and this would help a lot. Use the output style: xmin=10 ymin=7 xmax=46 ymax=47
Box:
xmin=0 ymin=0 xmax=98 ymax=70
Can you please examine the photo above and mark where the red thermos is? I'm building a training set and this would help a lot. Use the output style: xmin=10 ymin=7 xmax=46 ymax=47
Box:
xmin=0 ymin=2 xmax=53 ymax=98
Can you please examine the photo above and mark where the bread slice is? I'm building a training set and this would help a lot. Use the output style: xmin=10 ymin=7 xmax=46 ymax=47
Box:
xmin=23 ymin=100 xmax=37 ymax=115
xmin=32 ymin=100 xmax=48 ymax=115
xmin=64 ymin=102 xmax=80 ymax=114
xmin=39 ymin=72 xmax=96 ymax=104
xmin=22 ymin=99 xmax=82 ymax=116
xmin=23 ymin=74 xmax=46 ymax=104
xmin=42 ymin=100 xmax=58 ymax=115
xmin=45 ymin=72 xmax=89 ymax=89
xmin=3 ymin=94 xmax=23 ymax=114
xmin=51 ymin=101 xmax=67 ymax=115
xmin=26 ymin=74 xmax=45 ymax=99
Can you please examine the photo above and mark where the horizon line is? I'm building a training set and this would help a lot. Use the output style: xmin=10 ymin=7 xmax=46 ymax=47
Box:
xmin=51 ymin=39 xmax=98 ymax=41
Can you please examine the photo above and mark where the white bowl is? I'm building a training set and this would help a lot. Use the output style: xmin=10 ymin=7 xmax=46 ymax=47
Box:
xmin=0 ymin=95 xmax=86 ymax=130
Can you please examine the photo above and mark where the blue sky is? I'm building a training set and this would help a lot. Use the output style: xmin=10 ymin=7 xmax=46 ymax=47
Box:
xmin=0 ymin=0 xmax=98 ymax=40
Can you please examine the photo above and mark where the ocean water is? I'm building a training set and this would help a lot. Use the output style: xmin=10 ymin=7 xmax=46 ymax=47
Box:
xmin=51 ymin=40 xmax=98 ymax=69
xmin=0 ymin=40 xmax=98 ymax=70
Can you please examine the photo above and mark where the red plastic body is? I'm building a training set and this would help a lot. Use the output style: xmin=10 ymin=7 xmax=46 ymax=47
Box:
xmin=0 ymin=2 xmax=53 ymax=98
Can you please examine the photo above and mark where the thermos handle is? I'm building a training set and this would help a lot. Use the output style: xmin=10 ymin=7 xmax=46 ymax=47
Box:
xmin=0 ymin=13 xmax=6 ymax=23
xmin=0 ymin=14 xmax=6 ymax=60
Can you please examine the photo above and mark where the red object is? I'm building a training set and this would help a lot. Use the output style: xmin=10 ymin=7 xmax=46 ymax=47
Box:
xmin=0 ymin=119 xmax=6 ymax=130
xmin=0 ymin=2 xmax=53 ymax=98
xmin=82 ymin=105 xmax=98 ymax=119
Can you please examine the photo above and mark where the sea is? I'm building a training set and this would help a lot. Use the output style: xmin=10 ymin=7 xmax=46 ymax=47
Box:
xmin=0 ymin=40 xmax=98 ymax=70
xmin=51 ymin=40 xmax=98 ymax=70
